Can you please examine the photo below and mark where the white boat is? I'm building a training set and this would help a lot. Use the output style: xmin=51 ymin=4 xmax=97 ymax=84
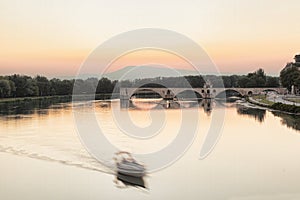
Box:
xmin=115 ymin=151 xmax=146 ymax=177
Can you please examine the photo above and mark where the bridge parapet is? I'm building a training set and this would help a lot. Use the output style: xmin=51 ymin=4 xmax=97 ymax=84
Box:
xmin=120 ymin=87 xmax=288 ymax=99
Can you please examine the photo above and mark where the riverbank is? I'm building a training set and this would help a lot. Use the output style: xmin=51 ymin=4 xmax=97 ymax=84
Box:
xmin=247 ymin=95 xmax=300 ymax=114
xmin=0 ymin=93 xmax=119 ymax=103
xmin=0 ymin=95 xmax=72 ymax=103
xmin=283 ymin=96 xmax=300 ymax=104
xmin=249 ymin=95 xmax=274 ymax=106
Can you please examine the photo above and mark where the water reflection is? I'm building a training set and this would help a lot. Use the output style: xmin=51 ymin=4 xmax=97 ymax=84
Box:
xmin=235 ymin=104 xmax=300 ymax=131
xmin=0 ymin=97 xmax=72 ymax=116
xmin=200 ymin=99 xmax=213 ymax=115
xmin=121 ymin=98 xmax=300 ymax=132
xmin=115 ymin=172 xmax=146 ymax=189
xmin=121 ymin=98 xmax=213 ymax=115
xmin=1 ymin=97 xmax=299 ymax=132
xmin=272 ymin=111 xmax=300 ymax=131
xmin=236 ymin=105 xmax=266 ymax=122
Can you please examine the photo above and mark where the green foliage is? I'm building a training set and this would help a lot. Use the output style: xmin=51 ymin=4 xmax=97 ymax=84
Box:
xmin=266 ymin=76 xmax=280 ymax=87
xmin=35 ymin=75 xmax=51 ymax=96
xmin=0 ymin=79 xmax=12 ymax=98
xmin=50 ymin=78 xmax=74 ymax=95
xmin=0 ymin=74 xmax=117 ymax=99
xmin=280 ymin=66 xmax=300 ymax=91
xmin=0 ymin=68 xmax=283 ymax=99
xmin=8 ymin=75 xmax=38 ymax=97
xmin=205 ymin=69 xmax=278 ymax=88
xmin=237 ymin=68 xmax=268 ymax=88
xmin=252 ymin=95 xmax=274 ymax=106
xmin=271 ymin=103 xmax=300 ymax=114
xmin=96 ymin=77 xmax=115 ymax=93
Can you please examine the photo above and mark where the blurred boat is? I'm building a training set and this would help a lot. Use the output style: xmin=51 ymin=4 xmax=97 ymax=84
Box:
xmin=115 ymin=151 xmax=146 ymax=178
xmin=116 ymin=172 xmax=146 ymax=188
xmin=98 ymin=102 xmax=110 ymax=108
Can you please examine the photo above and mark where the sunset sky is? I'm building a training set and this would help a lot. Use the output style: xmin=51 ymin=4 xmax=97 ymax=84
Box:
xmin=0 ymin=0 xmax=299 ymax=77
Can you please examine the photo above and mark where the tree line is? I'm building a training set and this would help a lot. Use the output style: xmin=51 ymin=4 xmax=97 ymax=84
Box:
xmin=0 ymin=68 xmax=281 ymax=98
xmin=0 ymin=75 xmax=117 ymax=98
xmin=121 ymin=68 xmax=280 ymax=88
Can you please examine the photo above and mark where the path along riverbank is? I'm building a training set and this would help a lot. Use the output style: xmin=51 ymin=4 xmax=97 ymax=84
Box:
xmin=247 ymin=95 xmax=300 ymax=115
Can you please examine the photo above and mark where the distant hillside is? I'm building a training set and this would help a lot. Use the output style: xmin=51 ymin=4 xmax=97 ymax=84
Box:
xmin=52 ymin=66 xmax=199 ymax=81
xmin=104 ymin=66 xmax=199 ymax=80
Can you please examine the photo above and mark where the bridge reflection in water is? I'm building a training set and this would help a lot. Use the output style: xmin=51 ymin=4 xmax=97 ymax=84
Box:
xmin=119 ymin=92 xmax=300 ymax=131
xmin=120 ymin=98 xmax=214 ymax=115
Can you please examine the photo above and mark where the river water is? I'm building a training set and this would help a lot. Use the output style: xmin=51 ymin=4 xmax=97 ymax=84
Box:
xmin=0 ymin=98 xmax=299 ymax=199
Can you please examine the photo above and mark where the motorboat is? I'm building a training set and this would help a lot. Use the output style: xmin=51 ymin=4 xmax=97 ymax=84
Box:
xmin=114 ymin=151 xmax=146 ymax=178
xmin=116 ymin=172 xmax=146 ymax=188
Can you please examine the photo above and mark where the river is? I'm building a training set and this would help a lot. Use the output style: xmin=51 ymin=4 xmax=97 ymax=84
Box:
xmin=0 ymin=98 xmax=299 ymax=200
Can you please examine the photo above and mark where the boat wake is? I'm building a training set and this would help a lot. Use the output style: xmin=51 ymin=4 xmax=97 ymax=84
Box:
xmin=0 ymin=144 xmax=115 ymax=175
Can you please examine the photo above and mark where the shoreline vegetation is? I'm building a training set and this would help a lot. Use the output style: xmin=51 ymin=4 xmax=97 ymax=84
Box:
xmin=0 ymin=67 xmax=299 ymax=114
xmin=283 ymin=97 xmax=300 ymax=104
xmin=247 ymin=96 xmax=300 ymax=115
xmin=0 ymin=95 xmax=71 ymax=103
xmin=0 ymin=94 xmax=119 ymax=103
xmin=0 ymin=68 xmax=280 ymax=99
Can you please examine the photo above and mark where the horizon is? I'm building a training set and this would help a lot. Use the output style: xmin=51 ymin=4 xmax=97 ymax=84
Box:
xmin=0 ymin=65 xmax=282 ymax=81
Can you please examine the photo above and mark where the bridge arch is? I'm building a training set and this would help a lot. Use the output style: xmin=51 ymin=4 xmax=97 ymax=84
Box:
xmin=262 ymin=89 xmax=279 ymax=94
xmin=130 ymin=88 xmax=163 ymax=99
xmin=174 ymin=89 xmax=203 ymax=100
xmin=215 ymin=89 xmax=243 ymax=99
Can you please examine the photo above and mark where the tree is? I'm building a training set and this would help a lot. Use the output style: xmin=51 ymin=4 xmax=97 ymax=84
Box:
xmin=8 ymin=80 xmax=16 ymax=96
xmin=266 ymin=77 xmax=280 ymax=87
xmin=221 ymin=76 xmax=232 ymax=88
xmin=238 ymin=76 xmax=250 ymax=88
xmin=8 ymin=74 xmax=38 ymax=97
xmin=280 ymin=66 xmax=300 ymax=91
xmin=246 ymin=68 xmax=266 ymax=87
xmin=97 ymin=78 xmax=114 ymax=93
xmin=186 ymin=75 xmax=205 ymax=88
xmin=229 ymin=75 xmax=239 ymax=88
xmin=0 ymin=79 xmax=11 ymax=98
xmin=25 ymin=78 xmax=39 ymax=96
xmin=84 ymin=78 xmax=98 ymax=94
xmin=35 ymin=75 xmax=50 ymax=96
xmin=50 ymin=78 xmax=74 ymax=95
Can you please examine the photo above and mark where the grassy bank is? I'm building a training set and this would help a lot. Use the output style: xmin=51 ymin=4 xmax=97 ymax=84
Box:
xmin=251 ymin=95 xmax=274 ymax=106
xmin=271 ymin=103 xmax=300 ymax=113
xmin=247 ymin=95 xmax=300 ymax=114
xmin=283 ymin=97 xmax=300 ymax=104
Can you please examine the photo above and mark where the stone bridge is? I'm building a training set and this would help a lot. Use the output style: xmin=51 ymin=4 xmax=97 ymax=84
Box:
xmin=120 ymin=87 xmax=288 ymax=99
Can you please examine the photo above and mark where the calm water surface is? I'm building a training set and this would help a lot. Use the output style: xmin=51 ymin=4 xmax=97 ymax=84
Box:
xmin=0 ymin=99 xmax=299 ymax=200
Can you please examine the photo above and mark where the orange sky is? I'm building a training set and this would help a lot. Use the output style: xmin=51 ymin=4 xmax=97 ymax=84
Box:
xmin=0 ymin=0 xmax=299 ymax=77
xmin=106 ymin=50 xmax=195 ymax=73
